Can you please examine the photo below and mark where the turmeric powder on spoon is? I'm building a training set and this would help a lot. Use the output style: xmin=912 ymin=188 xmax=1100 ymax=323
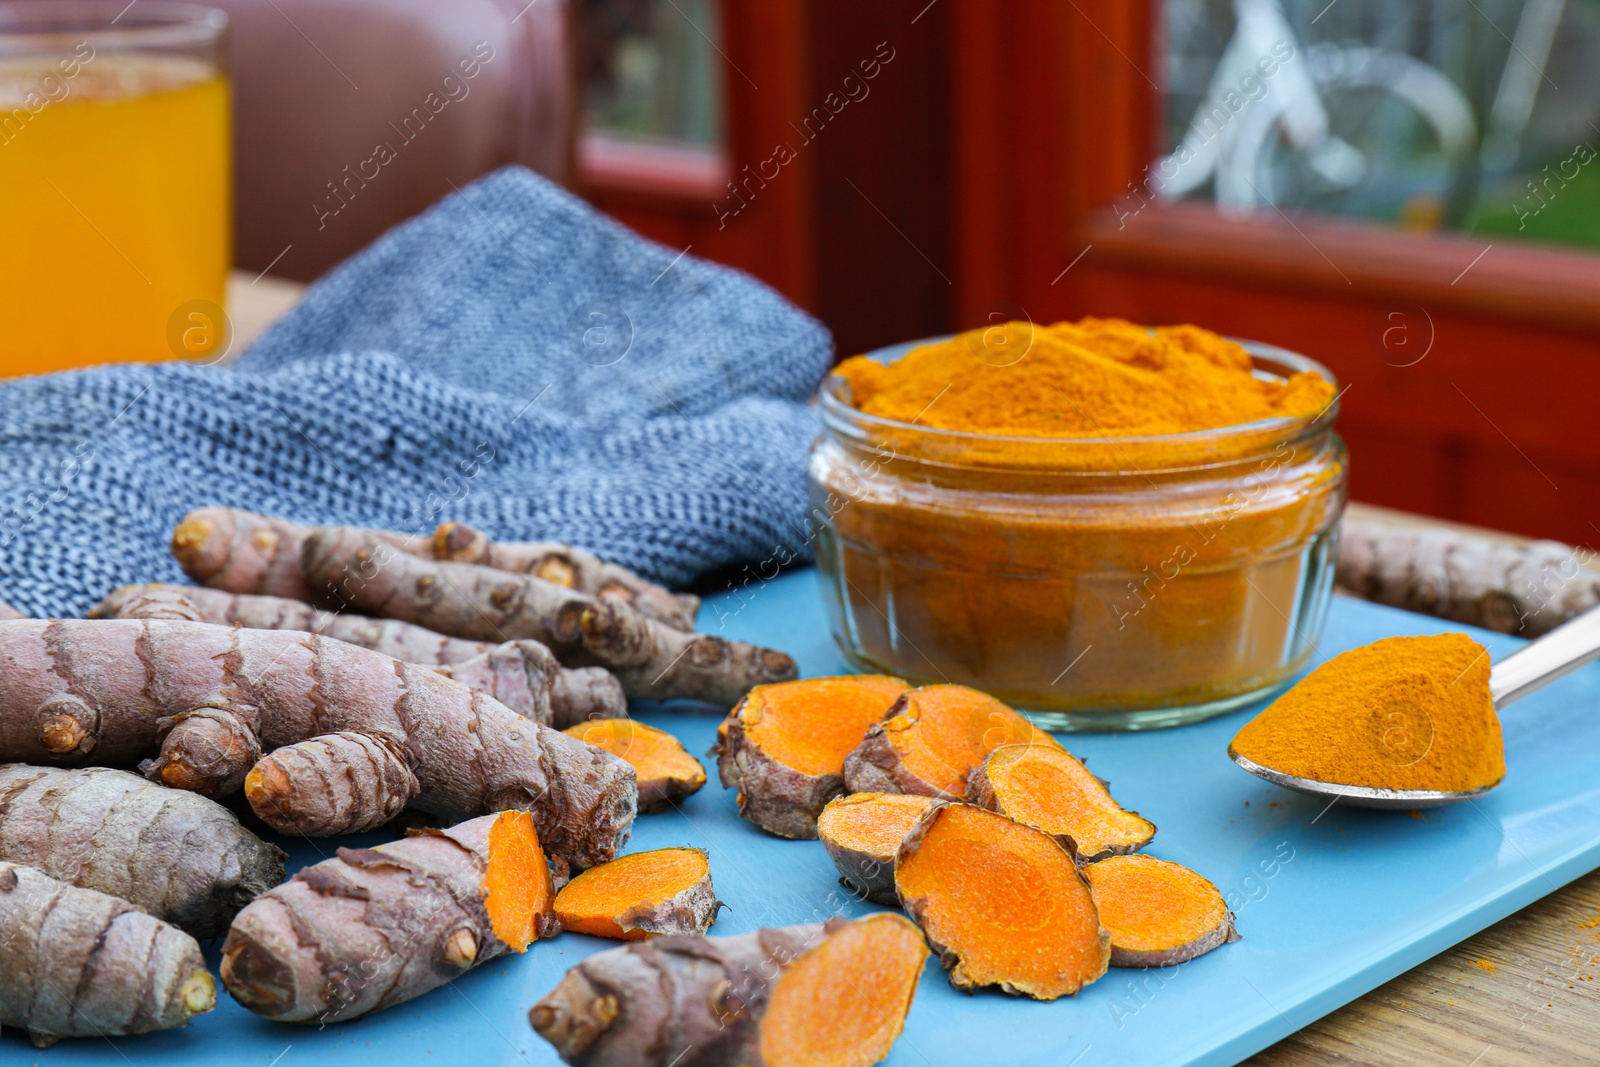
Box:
xmin=1229 ymin=633 xmax=1505 ymax=794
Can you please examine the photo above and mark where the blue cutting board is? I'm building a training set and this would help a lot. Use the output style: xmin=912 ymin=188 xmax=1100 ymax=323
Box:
xmin=23 ymin=569 xmax=1599 ymax=1067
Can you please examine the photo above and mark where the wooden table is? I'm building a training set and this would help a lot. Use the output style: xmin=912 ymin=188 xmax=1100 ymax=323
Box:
xmin=225 ymin=270 xmax=303 ymax=352
xmin=226 ymin=273 xmax=1600 ymax=1067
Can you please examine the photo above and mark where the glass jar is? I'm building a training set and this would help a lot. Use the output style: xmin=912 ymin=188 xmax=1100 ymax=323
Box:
xmin=809 ymin=339 xmax=1348 ymax=731
xmin=0 ymin=1 xmax=231 ymax=376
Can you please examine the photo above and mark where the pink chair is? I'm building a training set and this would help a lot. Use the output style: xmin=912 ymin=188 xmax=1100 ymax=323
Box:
xmin=215 ymin=0 xmax=574 ymax=280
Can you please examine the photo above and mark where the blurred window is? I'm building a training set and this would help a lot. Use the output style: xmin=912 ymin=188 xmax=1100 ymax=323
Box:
xmin=579 ymin=0 xmax=724 ymax=151
xmin=1160 ymin=0 xmax=1600 ymax=248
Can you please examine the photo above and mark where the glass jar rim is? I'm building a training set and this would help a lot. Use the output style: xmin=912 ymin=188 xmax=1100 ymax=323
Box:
xmin=0 ymin=1 xmax=226 ymax=54
xmin=819 ymin=335 xmax=1342 ymax=474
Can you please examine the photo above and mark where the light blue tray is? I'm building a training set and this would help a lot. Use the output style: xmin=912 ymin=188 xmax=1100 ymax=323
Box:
xmin=26 ymin=569 xmax=1598 ymax=1067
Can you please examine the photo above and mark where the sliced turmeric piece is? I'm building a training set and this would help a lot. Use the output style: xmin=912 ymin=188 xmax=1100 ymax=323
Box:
xmin=531 ymin=914 xmax=927 ymax=1067
xmin=817 ymin=792 xmax=936 ymax=904
xmin=552 ymin=847 xmax=720 ymax=941
xmin=716 ymin=674 xmax=909 ymax=838
xmin=1083 ymin=854 xmax=1238 ymax=967
xmin=563 ymin=719 xmax=707 ymax=813
xmin=757 ymin=912 xmax=929 ymax=1067
xmin=485 ymin=809 xmax=559 ymax=949
xmin=967 ymin=742 xmax=1156 ymax=862
xmin=844 ymin=684 xmax=1060 ymax=799
xmin=222 ymin=810 xmax=554 ymax=1023
xmin=895 ymin=802 xmax=1109 ymax=999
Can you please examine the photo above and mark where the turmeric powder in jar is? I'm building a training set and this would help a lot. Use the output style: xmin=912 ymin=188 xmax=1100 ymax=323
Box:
xmin=809 ymin=318 xmax=1347 ymax=730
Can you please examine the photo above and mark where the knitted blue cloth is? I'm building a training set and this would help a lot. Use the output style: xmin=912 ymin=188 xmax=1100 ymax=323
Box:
xmin=0 ymin=167 xmax=832 ymax=619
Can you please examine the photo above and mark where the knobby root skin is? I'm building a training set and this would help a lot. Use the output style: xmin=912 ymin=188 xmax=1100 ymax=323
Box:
xmin=715 ymin=676 xmax=909 ymax=840
xmin=550 ymin=667 xmax=632 ymax=727
xmin=966 ymin=743 xmax=1156 ymax=863
xmin=1336 ymin=514 xmax=1600 ymax=637
xmin=433 ymin=521 xmax=701 ymax=632
xmin=222 ymin=810 xmax=554 ymax=1024
xmin=0 ymin=861 xmax=216 ymax=1046
xmin=302 ymin=528 xmax=797 ymax=705
xmin=89 ymin=585 xmax=203 ymax=622
xmin=563 ymin=720 xmax=705 ymax=813
xmin=302 ymin=526 xmax=598 ymax=646
xmin=0 ymin=764 xmax=286 ymax=937
xmin=1084 ymin=855 xmax=1239 ymax=968
xmin=578 ymin=598 xmax=797 ymax=705
xmin=94 ymin=585 xmax=625 ymax=726
xmin=172 ymin=507 xmax=431 ymax=603
xmin=93 ymin=583 xmax=496 ymax=665
xmin=441 ymin=639 xmax=629 ymax=728
xmin=895 ymin=802 xmax=1110 ymax=1000
xmin=0 ymin=619 xmax=636 ymax=869
xmin=530 ymin=913 xmax=927 ymax=1067
xmin=244 ymin=731 xmax=421 ymax=836
xmin=843 ymin=684 xmax=1061 ymax=800
xmin=0 ymin=596 xmax=24 ymax=621
xmin=817 ymin=792 xmax=936 ymax=905
xmin=552 ymin=847 xmax=720 ymax=940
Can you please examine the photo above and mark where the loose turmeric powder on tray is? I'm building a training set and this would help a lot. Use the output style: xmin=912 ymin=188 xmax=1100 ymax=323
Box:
xmin=810 ymin=317 xmax=1347 ymax=729
xmin=1229 ymin=633 xmax=1506 ymax=793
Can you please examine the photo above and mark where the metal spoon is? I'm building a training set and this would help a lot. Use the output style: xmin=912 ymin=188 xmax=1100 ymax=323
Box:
xmin=1229 ymin=604 xmax=1600 ymax=809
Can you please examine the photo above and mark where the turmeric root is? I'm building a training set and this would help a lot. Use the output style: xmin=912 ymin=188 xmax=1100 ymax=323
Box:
xmin=967 ymin=743 xmax=1156 ymax=862
xmin=1083 ymin=855 xmax=1238 ymax=968
xmin=245 ymin=731 xmax=421 ymax=836
xmin=433 ymin=520 xmax=700 ymax=632
xmin=0 ymin=861 xmax=216 ymax=1046
xmin=715 ymin=675 xmax=909 ymax=839
xmin=441 ymin=639 xmax=628 ymax=728
xmin=94 ymin=584 xmax=627 ymax=727
xmin=0 ymin=619 xmax=636 ymax=869
xmin=0 ymin=764 xmax=285 ymax=937
xmin=1336 ymin=510 xmax=1600 ymax=636
xmin=562 ymin=719 xmax=705 ymax=813
xmin=843 ymin=684 xmax=1060 ymax=799
xmin=817 ymin=791 xmax=935 ymax=904
xmin=93 ymin=582 xmax=496 ymax=664
xmin=172 ymin=506 xmax=431 ymax=602
xmin=551 ymin=847 xmax=720 ymax=940
xmin=531 ymin=912 xmax=927 ymax=1067
xmin=895 ymin=802 xmax=1109 ymax=999
xmin=302 ymin=527 xmax=797 ymax=704
xmin=173 ymin=506 xmax=701 ymax=632
xmin=222 ymin=810 xmax=553 ymax=1023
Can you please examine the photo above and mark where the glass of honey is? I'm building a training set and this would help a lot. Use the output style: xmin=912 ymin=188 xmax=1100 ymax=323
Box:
xmin=0 ymin=2 xmax=230 ymax=376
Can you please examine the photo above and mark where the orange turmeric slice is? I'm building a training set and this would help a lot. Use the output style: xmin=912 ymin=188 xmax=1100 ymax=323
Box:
xmin=484 ymin=808 xmax=557 ymax=949
xmin=562 ymin=719 xmax=706 ymax=813
xmin=716 ymin=674 xmax=909 ymax=838
xmin=531 ymin=914 xmax=928 ymax=1067
xmin=844 ymin=684 xmax=1060 ymax=799
xmin=222 ymin=810 xmax=555 ymax=1023
xmin=1083 ymin=855 xmax=1238 ymax=967
xmin=967 ymin=743 xmax=1156 ymax=862
xmin=895 ymin=803 xmax=1109 ymax=999
xmin=552 ymin=847 xmax=720 ymax=941
xmin=758 ymin=913 xmax=930 ymax=1067
xmin=817 ymin=792 xmax=936 ymax=904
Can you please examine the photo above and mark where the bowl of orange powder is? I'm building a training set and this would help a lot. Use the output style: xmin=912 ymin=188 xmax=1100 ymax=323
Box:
xmin=808 ymin=317 xmax=1347 ymax=730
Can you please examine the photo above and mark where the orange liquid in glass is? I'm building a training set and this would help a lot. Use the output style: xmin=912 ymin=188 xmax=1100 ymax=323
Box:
xmin=0 ymin=54 xmax=231 ymax=377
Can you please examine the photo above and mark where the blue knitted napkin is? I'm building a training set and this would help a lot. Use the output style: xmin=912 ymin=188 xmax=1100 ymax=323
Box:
xmin=0 ymin=167 xmax=832 ymax=618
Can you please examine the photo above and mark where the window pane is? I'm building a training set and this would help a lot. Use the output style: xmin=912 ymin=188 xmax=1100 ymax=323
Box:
xmin=1159 ymin=0 xmax=1600 ymax=248
xmin=579 ymin=0 xmax=724 ymax=150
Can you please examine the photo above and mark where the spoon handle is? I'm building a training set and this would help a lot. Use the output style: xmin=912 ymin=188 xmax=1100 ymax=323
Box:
xmin=1489 ymin=604 xmax=1600 ymax=708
